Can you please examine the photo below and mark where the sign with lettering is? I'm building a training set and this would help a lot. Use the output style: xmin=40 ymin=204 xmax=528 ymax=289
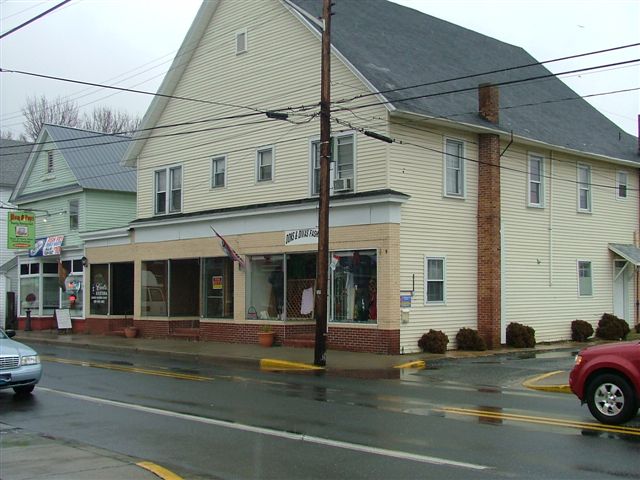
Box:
xmin=7 ymin=211 xmax=35 ymax=249
xmin=284 ymin=228 xmax=319 ymax=246
xmin=55 ymin=309 xmax=72 ymax=329
xmin=29 ymin=235 xmax=64 ymax=257
xmin=212 ymin=276 xmax=223 ymax=290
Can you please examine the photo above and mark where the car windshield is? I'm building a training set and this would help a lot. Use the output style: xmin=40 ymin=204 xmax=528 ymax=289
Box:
xmin=0 ymin=329 xmax=8 ymax=339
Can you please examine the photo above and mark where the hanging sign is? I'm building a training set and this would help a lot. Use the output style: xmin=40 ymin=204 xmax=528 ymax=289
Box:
xmin=7 ymin=211 xmax=35 ymax=249
xmin=284 ymin=228 xmax=319 ymax=246
xmin=29 ymin=235 xmax=64 ymax=257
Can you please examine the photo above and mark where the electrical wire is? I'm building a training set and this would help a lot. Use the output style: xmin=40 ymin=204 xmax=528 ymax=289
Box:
xmin=0 ymin=0 xmax=72 ymax=40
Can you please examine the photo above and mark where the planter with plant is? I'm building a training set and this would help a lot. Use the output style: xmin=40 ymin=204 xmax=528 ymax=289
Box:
xmin=258 ymin=325 xmax=275 ymax=347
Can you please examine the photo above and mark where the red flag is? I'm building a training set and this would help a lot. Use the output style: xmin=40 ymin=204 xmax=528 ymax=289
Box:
xmin=58 ymin=259 xmax=68 ymax=291
xmin=210 ymin=226 xmax=245 ymax=269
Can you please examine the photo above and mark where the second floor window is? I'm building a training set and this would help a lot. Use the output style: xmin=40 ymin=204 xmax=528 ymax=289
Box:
xmin=155 ymin=166 xmax=182 ymax=215
xmin=444 ymin=139 xmax=464 ymax=197
xmin=69 ymin=199 xmax=79 ymax=230
xmin=211 ymin=156 xmax=226 ymax=188
xmin=528 ymin=154 xmax=544 ymax=206
xmin=577 ymin=164 xmax=591 ymax=212
xmin=311 ymin=133 xmax=355 ymax=195
xmin=617 ymin=171 xmax=628 ymax=199
xmin=257 ymin=147 xmax=273 ymax=182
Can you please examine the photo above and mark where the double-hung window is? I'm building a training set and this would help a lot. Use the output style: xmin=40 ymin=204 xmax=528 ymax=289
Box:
xmin=616 ymin=171 xmax=628 ymax=199
xmin=444 ymin=139 xmax=464 ymax=197
xmin=424 ymin=257 xmax=445 ymax=303
xmin=310 ymin=133 xmax=355 ymax=196
xmin=578 ymin=260 xmax=592 ymax=296
xmin=69 ymin=199 xmax=79 ymax=230
xmin=211 ymin=156 xmax=226 ymax=188
xmin=528 ymin=154 xmax=544 ymax=207
xmin=577 ymin=164 xmax=591 ymax=212
xmin=256 ymin=147 xmax=273 ymax=182
xmin=155 ymin=166 xmax=182 ymax=215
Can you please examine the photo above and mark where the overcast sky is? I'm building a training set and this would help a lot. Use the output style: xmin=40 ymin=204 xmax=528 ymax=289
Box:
xmin=1 ymin=0 xmax=638 ymax=138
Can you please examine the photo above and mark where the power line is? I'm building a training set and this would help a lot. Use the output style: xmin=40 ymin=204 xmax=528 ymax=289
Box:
xmin=0 ymin=0 xmax=72 ymax=40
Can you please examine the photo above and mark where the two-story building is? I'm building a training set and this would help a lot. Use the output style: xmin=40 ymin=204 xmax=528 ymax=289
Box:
xmin=84 ymin=0 xmax=639 ymax=353
xmin=10 ymin=124 xmax=136 ymax=332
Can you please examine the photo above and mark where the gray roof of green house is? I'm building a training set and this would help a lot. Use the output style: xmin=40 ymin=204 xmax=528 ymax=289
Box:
xmin=44 ymin=124 xmax=135 ymax=192
xmin=0 ymin=139 xmax=32 ymax=187
xmin=291 ymin=0 xmax=639 ymax=163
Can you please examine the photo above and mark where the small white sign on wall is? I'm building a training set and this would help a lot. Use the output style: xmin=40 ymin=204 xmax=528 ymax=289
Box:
xmin=284 ymin=228 xmax=319 ymax=246
xmin=55 ymin=309 xmax=72 ymax=329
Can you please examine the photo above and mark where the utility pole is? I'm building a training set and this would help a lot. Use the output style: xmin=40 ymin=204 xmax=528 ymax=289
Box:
xmin=314 ymin=0 xmax=332 ymax=367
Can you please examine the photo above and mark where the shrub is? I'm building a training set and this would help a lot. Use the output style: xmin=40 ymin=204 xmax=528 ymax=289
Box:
xmin=506 ymin=322 xmax=536 ymax=348
xmin=455 ymin=328 xmax=487 ymax=351
xmin=635 ymin=324 xmax=640 ymax=334
xmin=595 ymin=313 xmax=630 ymax=340
xmin=418 ymin=329 xmax=449 ymax=354
xmin=571 ymin=319 xmax=594 ymax=342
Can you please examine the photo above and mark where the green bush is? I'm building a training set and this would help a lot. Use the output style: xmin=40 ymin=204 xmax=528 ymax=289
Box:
xmin=455 ymin=327 xmax=487 ymax=351
xmin=596 ymin=313 xmax=630 ymax=340
xmin=635 ymin=324 xmax=640 ymax=334
xmin=571 ymin=319 xmax=594 ymax=342
xmin=506 ymin=322 xmax=536 ymax=348
xmin=418 ymin=329 xmax=449 ymax=354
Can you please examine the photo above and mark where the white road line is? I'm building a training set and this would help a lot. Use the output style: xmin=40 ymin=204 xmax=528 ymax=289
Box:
xmin=38 ymin=387 xmax=491 ymax=471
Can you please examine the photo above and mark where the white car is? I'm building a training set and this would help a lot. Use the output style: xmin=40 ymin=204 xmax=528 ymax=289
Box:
xmin=0 ymin=329 xmax=42 ymax=395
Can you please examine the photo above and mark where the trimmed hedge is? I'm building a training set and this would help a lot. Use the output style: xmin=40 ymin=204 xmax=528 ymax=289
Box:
xmin=596 ymin=313 xmax=630 ymax=340
xmin=635 ymin=323 xmax=640 ymax=334
xmin=571 ymin=319 xmax=594 ymax=342
xmin=506 ymin=322 xmax=536 ymax=348
xmin=418 ymin=329 xmax=449 ymax=354
xmin=455 ymin=328 xmax=487 ymax=351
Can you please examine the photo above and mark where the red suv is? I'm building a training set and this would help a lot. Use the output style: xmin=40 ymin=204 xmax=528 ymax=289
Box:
xmin=569 ymin=340 xmax=640 ymax=424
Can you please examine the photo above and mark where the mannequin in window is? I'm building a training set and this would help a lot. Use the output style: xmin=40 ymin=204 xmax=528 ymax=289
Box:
xmin=268 ymin=265 xmax=284 ymax=319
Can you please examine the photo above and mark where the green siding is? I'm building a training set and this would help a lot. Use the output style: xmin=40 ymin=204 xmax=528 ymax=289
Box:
xmin=23 ymin=195 xmax=82 ymax=249
xmin=85 ymin=190 xmax=136 ymax=232
xmin=22 ymin=133 xmax=78 ymax=196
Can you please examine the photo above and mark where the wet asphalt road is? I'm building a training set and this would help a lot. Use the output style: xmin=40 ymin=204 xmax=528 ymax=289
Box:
xmin=1 ymin=344 xmax=639 ymax=479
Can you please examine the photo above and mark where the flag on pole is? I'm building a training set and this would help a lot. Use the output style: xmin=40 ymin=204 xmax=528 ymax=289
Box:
xmin=210 ymin=226 xmax=245 ymax=269
xmin=58 ymin=259 xmax=68 ymax=291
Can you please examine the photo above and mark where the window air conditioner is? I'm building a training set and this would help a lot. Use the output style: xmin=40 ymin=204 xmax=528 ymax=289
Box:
xmin=333 ymin=177 xmax=353 ymax=192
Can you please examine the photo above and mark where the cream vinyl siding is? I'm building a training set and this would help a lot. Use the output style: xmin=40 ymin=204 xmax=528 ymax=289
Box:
xmin=501 ymin=148 xmax=638 ymax=341
xmin=389 ymin=120 xmax=478 ymax=353
xmin=135 ymin=0 xmax=388 ymax=219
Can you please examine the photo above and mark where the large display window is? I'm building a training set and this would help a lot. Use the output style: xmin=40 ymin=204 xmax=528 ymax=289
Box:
xmin=246 ymin=255 xmax=284 ymax=320
xmin=331 ymin=250 xmax=377 ymax=323
xmin=141 ymin=261 xmax=168 ymax=316
xmin=202 ymin=257 xmax=234 ymax=318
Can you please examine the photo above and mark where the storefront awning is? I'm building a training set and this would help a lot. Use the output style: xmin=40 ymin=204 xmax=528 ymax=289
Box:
xmin=609 ymin=243 xmax=640 ymax=266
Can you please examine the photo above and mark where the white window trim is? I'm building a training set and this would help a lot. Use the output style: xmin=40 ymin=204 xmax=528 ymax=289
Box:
xmin=577 ymin=163 xmax=592 ymax=213
xmin=527 ymin=153 xmax=545 ymax=208
xmin=616 ymin=170 xmax=628 ymax=200
xmin=256 ymin=146 xmax=275 ymax=183
xmin=577 ymin=259 xmax=593 ymax=297
xmin=69 ymin=199 xmax=79 ymax=231
xmin=154 ymin=164 xmax=183 ymax=216
xmin=443 ymin=137 xmax=466 ymax=199
xmin=211 ymin=155 xmax=227 ymax=189
xmin=424 ymin=256 xmax=446 ymax=305
xmin=235 ymin=28 xmax=247 ymax=55
xmin=309 ymin=131 xmax=356 ymax=196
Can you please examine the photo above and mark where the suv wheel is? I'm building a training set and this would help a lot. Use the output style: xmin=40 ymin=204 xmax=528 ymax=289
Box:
xmin=586 ymin=373 xmax=637 ymax=425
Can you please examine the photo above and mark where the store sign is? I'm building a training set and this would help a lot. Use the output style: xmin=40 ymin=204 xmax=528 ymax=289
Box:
xmin=212 ymin=276 xmax=223 ymax=290
xmin=7 ymin=211 xmax=35 ymax=249
xmin=284 ymin=228 xmax=319 ymax=246
xmin=29 ymin=235 xmax=64 ymax=257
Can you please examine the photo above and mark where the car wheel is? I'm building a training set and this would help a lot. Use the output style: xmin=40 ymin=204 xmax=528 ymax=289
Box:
xmin=586 ymin=373 xmax=637 ymax=425
xmin=13 ymin=385 xmax=35 ymax=395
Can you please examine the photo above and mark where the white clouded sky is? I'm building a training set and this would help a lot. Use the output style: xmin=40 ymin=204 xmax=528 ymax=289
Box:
xmin=1 ymin=0 xmax=638 ymax=138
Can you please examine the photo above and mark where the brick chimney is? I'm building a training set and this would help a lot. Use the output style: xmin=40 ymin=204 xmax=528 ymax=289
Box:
xmin=477 ymin=83 xmax=501 ymax=349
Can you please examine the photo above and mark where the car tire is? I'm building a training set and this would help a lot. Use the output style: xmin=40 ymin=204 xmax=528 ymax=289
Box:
xmin=13 ymin=385 xmax=35 ymax=395
xmin=586 ymin=373 xmax=637 ymax=425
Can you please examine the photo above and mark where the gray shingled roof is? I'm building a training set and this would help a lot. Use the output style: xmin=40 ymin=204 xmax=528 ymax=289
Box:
xmin=292 ymin=0 xmax=639 ymax=163
xmin=45 ymin=124 xmax=136 ymax=192
xmin=0 ymin=139 xmax=32 ymax=187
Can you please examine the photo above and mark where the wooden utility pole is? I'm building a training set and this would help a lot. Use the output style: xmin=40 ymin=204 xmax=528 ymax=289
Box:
xmin=314 ymin=0 xmax=332 ymax=367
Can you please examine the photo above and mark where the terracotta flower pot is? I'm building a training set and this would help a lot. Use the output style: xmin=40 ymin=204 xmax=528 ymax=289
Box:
xmin=258 ymin=331 xmax=274 ymax=347
xmin=124 ymin=326 xmax=138 ymax=338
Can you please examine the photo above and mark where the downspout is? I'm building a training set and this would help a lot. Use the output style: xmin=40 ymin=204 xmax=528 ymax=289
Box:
xmin=549 ymin=151 xmax=553 ymax=286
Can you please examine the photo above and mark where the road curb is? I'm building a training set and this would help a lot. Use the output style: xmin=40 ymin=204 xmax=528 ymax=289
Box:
xmin=522 ymin=371 xmax=571 ymax=394
xmin=137 ymin=461 xmax=184 ymax=480
xmin=393 ymin=360 xmax=426 ymax=369
xmin=260 ymin=359 xmax=324 ymax=370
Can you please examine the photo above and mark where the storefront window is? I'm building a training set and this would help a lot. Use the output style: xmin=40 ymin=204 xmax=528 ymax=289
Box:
xmin=142 ymin=261 xmax=167 ymax=316
xmin=247 ymin=255 xmax=284 ymax=320
xmin=90 ymin=264 xmax=109 ymax=315
xmin=111 ymin=262 xmax=134 ymax=315
xmin=286 ymin=253 xmax=316 ymax=320
xmin=42 ymin=276 xmax=60 ymax=315
xmin=170 ymin=259 xmax=200 ymax=316
xmin=331 ymin=250 xmax=377 ymax=323
xmin=203 ymin=257 xmax=234 ymax=318
xmin=20 ymin=277 xmax=38 ymax=311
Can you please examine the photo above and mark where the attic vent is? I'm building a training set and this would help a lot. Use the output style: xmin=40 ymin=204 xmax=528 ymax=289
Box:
xmin=47 ymin=151 xmax=54 ymax=173
xmin=235 ymin=29 xmax=247 ymax=55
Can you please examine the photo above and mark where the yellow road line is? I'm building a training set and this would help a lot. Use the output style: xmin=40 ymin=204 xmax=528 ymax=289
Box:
xmin=522 ymin=371 xmax=571 ymax=394
xmin=440 ymin=406 xmax=640 ymax=436
xmin=137 ymin=461 xmax=183 ymax=480
xmin=260 ymin=359 xmax=324 ymax=370
xmin=41 ymin=356 xmax=212 ymax=381
xmin=394 ymin=360 xmax=426 ymax=370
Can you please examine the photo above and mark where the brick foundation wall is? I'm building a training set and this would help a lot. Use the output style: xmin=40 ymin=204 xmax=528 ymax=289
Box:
xmin=328 ymin=327 xmax=400 ymax=354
